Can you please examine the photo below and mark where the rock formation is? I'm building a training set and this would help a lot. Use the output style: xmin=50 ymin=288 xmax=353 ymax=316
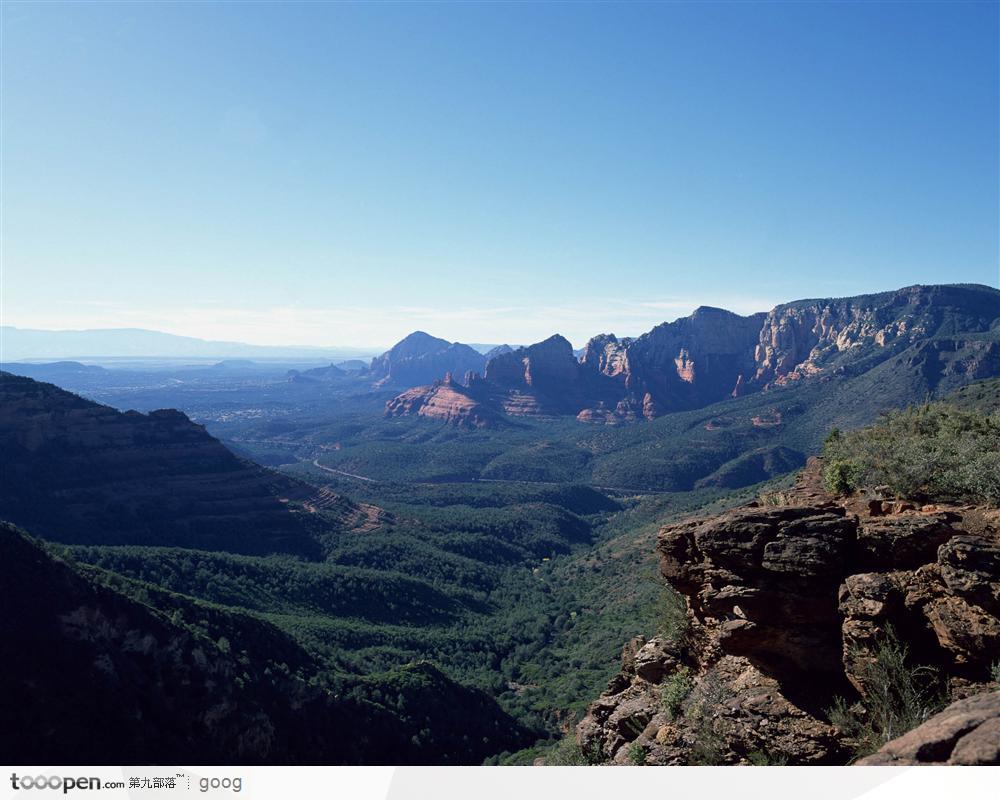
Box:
xmin=582 ymin=306 xmax=766 ymax=419
xmin=753 ymin=284 xmax=1000 ymax=387
xmin=576 ymin=459 xmax=1000 ymax=765
xmin=384 ymin=372 xmax=499 ymax=428
xmin=287 ymin=363 xmax=347 ymax=383
xmin=580 ymin=333 xmax=632 ymax=378
xmin=484 ymin=335 xmax=596 ymax=415
xmin=385 ymin=336 xmax=626 ymax=423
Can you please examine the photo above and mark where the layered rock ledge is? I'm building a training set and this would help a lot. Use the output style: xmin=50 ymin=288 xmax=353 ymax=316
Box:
xmin=577 ymin=460 xmax=1000 ymax=765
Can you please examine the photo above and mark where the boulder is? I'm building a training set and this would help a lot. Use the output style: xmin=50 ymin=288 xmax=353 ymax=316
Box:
xmin=855 ymin=513 xmax=955 ymax=570
xmin=857 ymin=692 xmax=1000 ymax=765
xmin=659 ymin=505 xmax=854 ymax=682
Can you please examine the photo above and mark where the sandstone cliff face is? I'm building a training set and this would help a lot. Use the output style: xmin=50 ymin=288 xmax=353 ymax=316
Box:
xmin=584 ymin=307 xmax=767 ymax=419
xmin=577 ymin=460 xmax=1000 ymax=765
xmin=384 ymin=373 xmax=498 ymax=428
xmin=484 ymin=335 xmax=604 ymax=415
xmin=580 ymin=334 xmax=632 ymax=378
xmin=381 ymin=335 xmax=599 ymax=424
xmin=486 ymin=335 xmax=578 ymax=390
xmin=0 ymin=372 xmax=320 ymax=556
xmin=581 ymin=285 xmax=999 ymax=419
xmin=753 ymin=284 xmax=1000 ymax=387
xmin=368 ymin=331 xmax=486 ymax=389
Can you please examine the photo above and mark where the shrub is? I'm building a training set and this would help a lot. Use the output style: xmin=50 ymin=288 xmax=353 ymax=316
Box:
xmin=660 ymin=665 xmax=693 ymax=720
xmin=656 ymin=585 xmax=690 ymax=645
xmin=822 ymin=459 xmax=860 ymax=495
xmin=626 ymin=740 xmax=646 ymax=765
xmin=746 ymin=749 xmax=789 ymax=766
xmin=683 ymin=670 xmax=730 ymax=765
xmin=828 ymin=627 xmax=947 ymax=760
xmin=542 ymin=735 xmax=589 ymax=766
xmin=821 ymin=403 xmax=1000 ymax=505
xmin=540 ymin=735 xmax=606 ymax=766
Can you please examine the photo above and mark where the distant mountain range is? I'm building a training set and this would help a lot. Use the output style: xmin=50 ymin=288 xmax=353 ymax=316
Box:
xmin=280 ymin=334 xmax=515 ymax=389
xmin=10 ymin=285 xmax=995 ymax=427
xmin=1 ymin=326 xmax=379 ymax=362
xmin=384 ymin=284 xmax=1000 ymax=426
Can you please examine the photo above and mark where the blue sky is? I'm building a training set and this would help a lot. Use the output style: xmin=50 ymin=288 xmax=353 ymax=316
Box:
xmin=2 ymin=1 xmax=997 ymax=348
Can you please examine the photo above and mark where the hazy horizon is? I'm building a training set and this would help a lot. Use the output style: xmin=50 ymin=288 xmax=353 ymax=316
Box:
xmin=3 ymin=292 xmax=783 ymax=351
xmin=3 ymin=2 xmax=998 ymax=346
xmin=3 ymin=280 xmax=1000 ymax=355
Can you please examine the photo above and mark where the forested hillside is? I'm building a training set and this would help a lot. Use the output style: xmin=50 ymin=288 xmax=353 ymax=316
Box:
xmin=0 ymin=523 xmax=533 ymax=764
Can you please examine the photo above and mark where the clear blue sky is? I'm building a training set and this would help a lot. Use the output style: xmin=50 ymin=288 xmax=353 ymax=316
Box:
xmin=2 ymin=1 xmax=998 ymax=347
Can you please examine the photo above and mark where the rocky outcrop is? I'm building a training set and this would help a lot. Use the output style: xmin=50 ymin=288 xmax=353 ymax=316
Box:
xmin=577 ymin=636 xmax=843 ymax=765
xmin=384 ymin=373 xmax=499 ymax=428
xmin=663 ymin=492 xmax=999 ymax=694
xmin=660 ymin=504 xmax=855 ymax=686
xmin=838 ymin=527 xmax=1000 ymax=691
xmin=0 ymin=372 xmax=321 ymax=556
xmin=368 ymin=331 xmax=486 ymax=389
xmin=577 ymin=459 xmax=1000 ymax=765
xmin=298 ymin=485 xmax=390 ymax=533
xmin=857 ymin=692 xmax=1000 ymax=765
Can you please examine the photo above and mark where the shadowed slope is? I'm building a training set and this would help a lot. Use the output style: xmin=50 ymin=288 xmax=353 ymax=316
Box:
xmin=0 ymin=372 xmax=321 ymax=556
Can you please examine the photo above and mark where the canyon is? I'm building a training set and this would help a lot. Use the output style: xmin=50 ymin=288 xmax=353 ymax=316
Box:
xmin=1 ymin=281 xmax=997 ymax=767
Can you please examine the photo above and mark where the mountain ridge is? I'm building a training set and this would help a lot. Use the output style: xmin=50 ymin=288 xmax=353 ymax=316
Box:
xmin=386 ymin=283 xmax=1000 ymax=425
xmin=0 ymin=371 xmax=325 ymax=555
